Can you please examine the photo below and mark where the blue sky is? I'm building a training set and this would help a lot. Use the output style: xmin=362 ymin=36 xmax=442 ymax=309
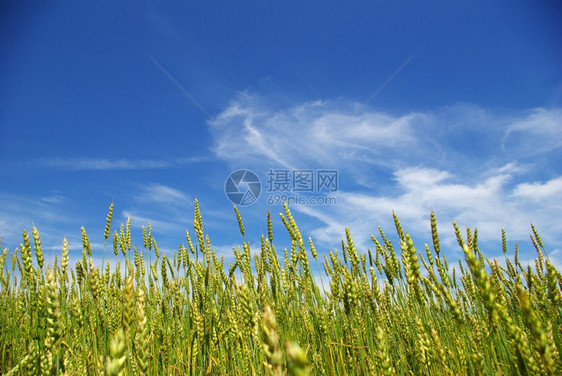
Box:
xmin=1 ymin=1 xmax=561 ymax=273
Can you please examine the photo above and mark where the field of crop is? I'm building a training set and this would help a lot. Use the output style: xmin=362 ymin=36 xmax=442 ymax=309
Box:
xmin=0 ymin=200 xmax=561 ymax=375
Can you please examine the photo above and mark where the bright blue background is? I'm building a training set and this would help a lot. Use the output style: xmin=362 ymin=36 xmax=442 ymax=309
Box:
xmin=1 ymin=1 xmax=561 ymax=272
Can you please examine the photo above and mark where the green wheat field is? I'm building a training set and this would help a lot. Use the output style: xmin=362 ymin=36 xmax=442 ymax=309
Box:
xmin=0 ymin=200 xmax=561 ymax=375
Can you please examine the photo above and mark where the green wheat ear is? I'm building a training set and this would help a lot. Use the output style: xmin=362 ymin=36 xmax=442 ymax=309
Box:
xmin=2 ymin=200 xmax=561 ymax=375
xmin=45 ymin=267 xmax=61 ymax=366
xmin=286 ymin=341 xmax=311 ymax=376
xmin=262 ymin=305 xmax=283 ymax=376
xmin=106 ymin=329 xmax=127 ymax=376
xmin=61 ymin=238 xmax=69 ymax=281
xmin=21 ymin=229 xmax=34 ymax=283
xmin=104 ymin=202 xmax=114 ymax=243
xmin=135 ymin=288 xmax=150 ymax=376
xmin=267 ymin=211 xmax=274 ymax=243
xmin=193 ymin=199 xmax=205 ymax=254
xmin=81 ymin=226 xmax=91 ymax=258
xmin=430 ymin=211 xmax=440 ymax=257
xmin=518 ymin=284 xmax=557 ymax=374
xmin=233 ymin=205 xmax=245 ymax=238
xmin=32 ymin=226 xmax=43 ymax=270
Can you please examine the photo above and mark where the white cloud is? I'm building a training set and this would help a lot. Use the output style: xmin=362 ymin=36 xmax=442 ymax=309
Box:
xmin=209 ymin=94 xmax=562 ymax=260
xmin=212 ymin=96 xmax=561 ymax=176
xmin=394 ymin=167 xmax=451 ymax=189
xmin=503 ymin=108 xmax=562 ymax=155
xmin=287 ymin=169 xmax=562 ymax=262
xmin=210 ymin=95 xmax=429 ymax=170
xmin=512 ymin=176 xmax=562 ymax=202
xmin=549 ymin=249 xmax=562 ymax=271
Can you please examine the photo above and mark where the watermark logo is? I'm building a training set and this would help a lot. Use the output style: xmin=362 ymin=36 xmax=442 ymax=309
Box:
xmin=225 ymin=169 xmax=337 ymax=206
xmin=266 ymin=169 xmax=338 ymax=206
xmin=225 ymin=169 xmax=261 ymax=206
xmin=266 ymin=169 xmax=338 ymax=193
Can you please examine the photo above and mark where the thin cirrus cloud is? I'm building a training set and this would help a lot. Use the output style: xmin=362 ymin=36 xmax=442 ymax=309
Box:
xmin=0 ymin=192 xmax=70 ymax=242
xmin=502 ymin=108 xmax=562 ymax=155
xmin=134 ymin=183 xmax=191 ymax=204
xmin=122 ymin=184 xmax=194 ymax=237
xmin=208 ymin=93 xmax=562 ymax=263
xmin=26 ymin=156 xmax=209 ymax=171
xmin=210 ymin=95 xmax=430 ymax=170
xmin=121 ymin=210 xmax=184 ymax=234
xmin=210 ymin=95 xmax=561 ymax=173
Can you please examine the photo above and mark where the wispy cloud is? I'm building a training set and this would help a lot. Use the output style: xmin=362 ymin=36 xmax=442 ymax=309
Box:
xmin=0 ymin=192 xmax=65 ymax=241
xmin=502 ymin=108 xmax=562 ymax=155
xmin=121 ymin=210 xmax=185 ymax=234
xmin=211 ymin=95 xmax=428 ymax=170
xmin=38 ymin=195 xmax=65 ymax=205
xmin=25 ymin=156 xmax=208 ymax=171
xmin=35 ymin=158 xmax=170 ymax=170
xmin=126 ymin=184 xmax=194 ymax=238
xmin=134 ymin=183 xmax=191 ymax=204
xmin=209 ymin=93 xmax=562 ymax=261
xmin=211 ymin=95 xmax=561 ymax=174
xmin=0 ymin=192 xmax=82 ymax=252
